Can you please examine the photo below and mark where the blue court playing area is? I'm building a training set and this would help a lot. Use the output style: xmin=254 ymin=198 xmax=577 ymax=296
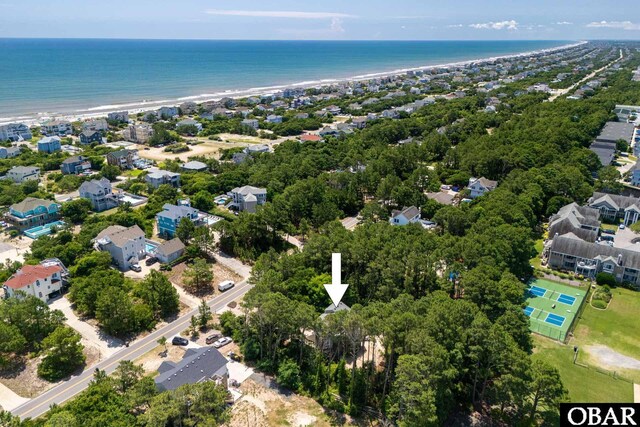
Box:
xmin=545 ymin=312 xmax=566 ymax=327
xmin=529 ymin=285 xmax=546 ymax=297
xmin=556 ymin=293 xmax=576 ymax=306
xmin=523 ymin=306 xmax=534 ymax=316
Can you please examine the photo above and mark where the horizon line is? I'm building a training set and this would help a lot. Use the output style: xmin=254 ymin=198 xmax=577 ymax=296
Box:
xmin=0 ymin=36 xmax=587 ymax=42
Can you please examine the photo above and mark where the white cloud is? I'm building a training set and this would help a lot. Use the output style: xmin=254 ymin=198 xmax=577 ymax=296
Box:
xmin=469 ymin=20 xmax=518 ymax=30
xmin=555 ymin=21 xmax=573 ymax=25
xmin=447 ymin=24 xmax=464 ymax=28
xmin=586 ymin=20 xmax=640 ymax=30
xmin=330 ymin=17 xmax=345 ymax=33
xmin=205 ymin=9 xmax=355 ymax=19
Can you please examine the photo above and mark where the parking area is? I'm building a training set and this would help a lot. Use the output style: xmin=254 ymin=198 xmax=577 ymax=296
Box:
xmin=606 ymin=226 xmax=640 ymax=250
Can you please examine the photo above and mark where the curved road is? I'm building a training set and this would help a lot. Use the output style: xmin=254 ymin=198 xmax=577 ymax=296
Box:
xmin=12 ymin=279 xmax=252 ymax=421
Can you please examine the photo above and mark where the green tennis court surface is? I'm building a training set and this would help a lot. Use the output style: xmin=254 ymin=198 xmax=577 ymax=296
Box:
xmin=524 ymin=278 xmax=587 ymax=341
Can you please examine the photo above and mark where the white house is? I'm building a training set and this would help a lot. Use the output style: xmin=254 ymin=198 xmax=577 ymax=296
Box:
xmin=6 ymin=166 xmax=40 ymax=183
xmin=229 ymin=185 xmax=267 ymax=213
xmin=94 ymin=225 xmax=146 ymax=271
xmin=468 ymin=177 xmax=498 ymax=199
xmin=3 ymin=262 xmax=64 ymax=302
xmin=389 ymin=206 xmax=421 ymax=226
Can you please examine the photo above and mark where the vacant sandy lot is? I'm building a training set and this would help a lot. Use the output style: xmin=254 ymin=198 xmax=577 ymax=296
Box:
xmin=135 ymin=343 xmax=188 ymax=374
xmin=166 ymin=261 xmax=242 ymax=299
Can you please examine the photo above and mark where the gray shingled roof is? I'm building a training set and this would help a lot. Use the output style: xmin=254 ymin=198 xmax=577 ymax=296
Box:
xmin=96 ymin=225 xmax=144 ymax=248
xmin=391 ymin=206 xmax=420 ymax=220
xmin=155 ymin=346 xmax=227 ymax=391
xmin=590 ymin=192 xmax=640 ymax=211
xmin=157 ymin=204 xmax=198 ymax=220
xmin=10 ymin=197 xmax=58 ymax=213
xmin=550 ymin=234 xmax=640 ymax=268
xmin=156 ymin=238 xmax=185 ymax=257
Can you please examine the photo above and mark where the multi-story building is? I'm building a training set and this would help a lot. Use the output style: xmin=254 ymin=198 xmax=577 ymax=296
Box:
xmin=6 ymin=166 xmax=40 ymax=183
xmin=156 ymin=203 xmax=200 ymax=239
xmin=0 ymin=146 xmax=22 ymax=159
xmin=229 ymin=185 xmax=267 ymax=213
xmin=79 ymin=178 xmax=119 ymax=211
xmin=468 ymin=177 xmax=498 ymax=199
xmin=107 ymin=111 xmax=129 ymax=123
xmin=145 ymin=170 xmax=181 ymax=189
xmin=79 ymin=130 xmax=103 ymax=145
xmin=61 ymin=155 xmax=92 ymax=175
xmin=106 ymin=149 xmax=138 ymax=170
xmin=3 ymin=261 xmax=65 ymax=302
xmin=4 ymin=197 xmax=60 ymax=231
xmin=95 ymin=225 xmax=146 ymax=271
xmin=37 ymin=136 xmax=62 ymax=153
xmin=123 ymin=124 xmax=153 ymax=143
xmin=389 ymin=206 xmax=421 ymax=226
xmin=0 ymin=123 xmax=32 ymax=142
xmin=40 ymin=120 xmax=72 ymax=136
xmin=81 ymin=119 xmax=109 ymax=133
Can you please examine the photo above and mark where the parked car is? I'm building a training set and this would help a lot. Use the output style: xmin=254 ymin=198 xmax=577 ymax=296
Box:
xmin=213 ymin=337 xmax=232 ymax=348
xmin=601 ymin=229 xmax=615 ymax=235
xmin=172 ymin=336 xmax=188 ymax=346
xmin=145 ymin=256 xmax=158 ymax=266
xmin=218 ymin=280 xmax=235 ymax=292
xmin=227 ymin=351 xmax=241 ymax=361
xmin=205 ymin=333 xmax=222 ymax=345
xmin=130 ymin=263 xmax=142 ymax=272
xmin=619 ymin=224 xmax=626 ymax=230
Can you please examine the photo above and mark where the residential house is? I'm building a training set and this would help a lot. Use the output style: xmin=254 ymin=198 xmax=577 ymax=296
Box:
xmin=3 ymin=262 xmax=64 ymax=302
xmin=589 ymin=141 xmax=616 ymax=166
xmin=156 ymin=203 xmax=200 ymax=239
xmin=0 ymin=146 xmax=22 ymax=159
xmin=79 ymin=178 xmax=119 ymax=211
xmin=5 ymin=197 xmax=60 ymax=230
xmin=547 ymin=233 xmax=640 ymax=288
xmin=0 ymin=123 xmax=32 ymax=142
xmin=107 ymin=111 xmax=129 ymax=123
xmin=266 ymin=115 xmax=283 ymax=124
xmin=41 ymin=120 xmax=72 ymax=136
xmin=595 ymin=121 xmax=635 ymax=145
xmin=176 ymin=119 xmax=203 ymax=133
xmin=300 ymin=134 xmax=322 ymax=143
xmin=106 ymin=149 xmax=138 ymax=170
xmin=351 ymin=117 xmax=368 ymax=129
xmin=548 ymin=203 xmax=601 ymax=243
xmin=588 ymin=192 xmax=640 ymax=226
xmin=155 ymin=346 xmax=228 ymax=391
xmin=154 ymin=238 xmax=185 ymax=264
xmin=389 ymin=206 xmax=421 ymax=226
xmin=158 ymin=106 xmax=179 ymax=119
xmin=95 ymin=225 xmax=146 ymax=271
xmin=6 ymin=166 xmax=40 ymax=183
xmin=468 ymin=177 xmax=497 ymax=199
xmin=82 ymin=119 xmax=109 ymax=133
xmin=229 ymin=185 xmax=267 ymax=213
xmin=181 ymin=160 xmax=208 ymax=172
xmin=145 ymin=170 xmax=181 ymax=189
xmin=61 ymin=155 xmax=91 ymax=175
xmin=37 ymin=136 xmax=61 ymax=153
xmin=630 ymin=160 xmax=640 ymax=187
xmin=80 ymin=130 xmax=103 ymax=145
xmin=241 ymin=119 xmax=259 ymax=130
xmin=179 ymin=101 xmax=198 ymax=115
xmin=123 ymin=124 xmax=153 ymax=144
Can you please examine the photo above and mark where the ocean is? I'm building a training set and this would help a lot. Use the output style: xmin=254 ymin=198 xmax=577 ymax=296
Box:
xmin=0 ymin=39 xmax=570 ymax=121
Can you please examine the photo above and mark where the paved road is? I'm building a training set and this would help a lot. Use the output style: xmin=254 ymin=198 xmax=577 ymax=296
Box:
xmin=12 ymin=280 xmax=252 ymax=421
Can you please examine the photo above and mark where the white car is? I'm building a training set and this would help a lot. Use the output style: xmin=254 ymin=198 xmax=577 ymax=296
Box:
xmin=213 ymin=337 xmax=232 ymax=348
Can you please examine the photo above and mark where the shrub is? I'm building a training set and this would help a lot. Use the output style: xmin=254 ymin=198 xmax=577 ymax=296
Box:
xmin=596 ymin=272 xmax=617 ymax=287
xmin=591 ymin=299 xmax=608 ymax=309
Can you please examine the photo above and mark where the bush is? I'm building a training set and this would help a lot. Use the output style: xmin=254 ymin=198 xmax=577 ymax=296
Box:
xmin=591 ymin=299 xmax=608 ymax=309
xmin=596 ymin=272 xmax=617 ymax=287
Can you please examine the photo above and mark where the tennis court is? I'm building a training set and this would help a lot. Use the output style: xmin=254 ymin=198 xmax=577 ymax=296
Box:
xmin=524 ymin=278 xmax=587 ymax=341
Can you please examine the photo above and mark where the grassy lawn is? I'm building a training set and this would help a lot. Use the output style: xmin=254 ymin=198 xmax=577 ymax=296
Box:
xmin=123 ymin=169 xmax=144 ymax=178
xmin=530 ymin=238 xmax=544 ymax=268
xmin=532 ymin=335 xmax=634 ymax=403
xmin=573 ymin=287 xmax=640 ymax=365
xmin=600 ymin=222 xmax=620 ymax=231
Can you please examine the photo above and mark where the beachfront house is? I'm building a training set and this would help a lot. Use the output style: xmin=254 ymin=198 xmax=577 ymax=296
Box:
xmin=145 ymin=170 xmax=181 ymax=189
xmin=158 ymin=106 xmax=179 ymax=119
xmin=37 ymin=136 xmax=62 ymax=153
xmin=229 ymin=185 xmax=267 ymax=213
xmin=156 ymin=203 xmax=200 ymax=239
xmin=82 ymin=119 xmax=109 ymax=133
xmin=6 ymin=166 xmax=40 ymax=183
xmin=41 ymin=120 xmax=72 ymax=137
xmin=79 ymin=178 xmax=119 ymax=212
xmin=4 ymin=197 xmax=61 ymax=231
xmin=95 ymin=225 xmax=146 ymax=271
xmin=3 ymin=262 xmax=65 ymax=303
xmin=61 ymin=155 xmax=91 ymax=175
xmin=108 ymin=111 xmax=129 ymax=123
xmin=0 ymin=123 xmax=32 ymax=142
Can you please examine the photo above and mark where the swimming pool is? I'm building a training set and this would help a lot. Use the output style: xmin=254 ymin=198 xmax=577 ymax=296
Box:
xmin=24 ymin=221 xmax=66 ymax=239
xmin=145 ymin=240 xmax=159 ymax=254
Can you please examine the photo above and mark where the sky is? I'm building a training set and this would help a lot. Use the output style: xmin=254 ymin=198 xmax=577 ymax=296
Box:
xmin=1 ymin=0 xmax=639 ymax=40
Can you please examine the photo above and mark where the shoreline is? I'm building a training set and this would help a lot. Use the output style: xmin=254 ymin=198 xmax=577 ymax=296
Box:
xmin=1 ymin=41 xmax=586 ymax=126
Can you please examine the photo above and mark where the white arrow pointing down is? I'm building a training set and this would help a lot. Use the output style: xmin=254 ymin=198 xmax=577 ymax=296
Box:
xmin=324 ymin=253 xmax=349 ymax=307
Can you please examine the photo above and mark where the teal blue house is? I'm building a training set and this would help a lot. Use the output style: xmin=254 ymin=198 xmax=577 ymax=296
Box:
xmin=7 ymin=197 xmax=60 ymax=230
xmin=156 ymin=203 xmax=200 ymax=239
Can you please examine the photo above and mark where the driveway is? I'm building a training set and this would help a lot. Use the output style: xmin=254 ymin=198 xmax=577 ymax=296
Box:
xmin=50 ymin=296 xmax=124 ymax=360
xmin=0 ymin=382 xmax=29 ymax=411
xmin=214 ymin=252 xmax=252 ymax=278
xmin=341 ymin=216 xmax=360 ymax=230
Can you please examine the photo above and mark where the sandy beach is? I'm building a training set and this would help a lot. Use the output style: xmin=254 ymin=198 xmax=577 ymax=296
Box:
xmin=1 ymin=41 xmax=586 ymax=127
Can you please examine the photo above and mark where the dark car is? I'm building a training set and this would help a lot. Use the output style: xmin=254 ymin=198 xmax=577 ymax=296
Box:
xmin=601 ymin=229 xmax=616 ymax=235
xmin=145 ymin=256 xmax=158 ymax=266
xmin=172 ymin=336 xmax=188 ymax=346
xmin=205 ymin=333 xmax=222 ymax=345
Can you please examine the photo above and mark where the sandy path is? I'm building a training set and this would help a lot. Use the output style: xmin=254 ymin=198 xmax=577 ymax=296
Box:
xmin=585 ymin=345 xmax=640 ymax=370
xmin=0 ymin=381 xmax=29 ymax=411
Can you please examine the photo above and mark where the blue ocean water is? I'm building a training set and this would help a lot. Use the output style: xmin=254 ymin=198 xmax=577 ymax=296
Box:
xmin=0 ymin=39 xmax=569 ymax=119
